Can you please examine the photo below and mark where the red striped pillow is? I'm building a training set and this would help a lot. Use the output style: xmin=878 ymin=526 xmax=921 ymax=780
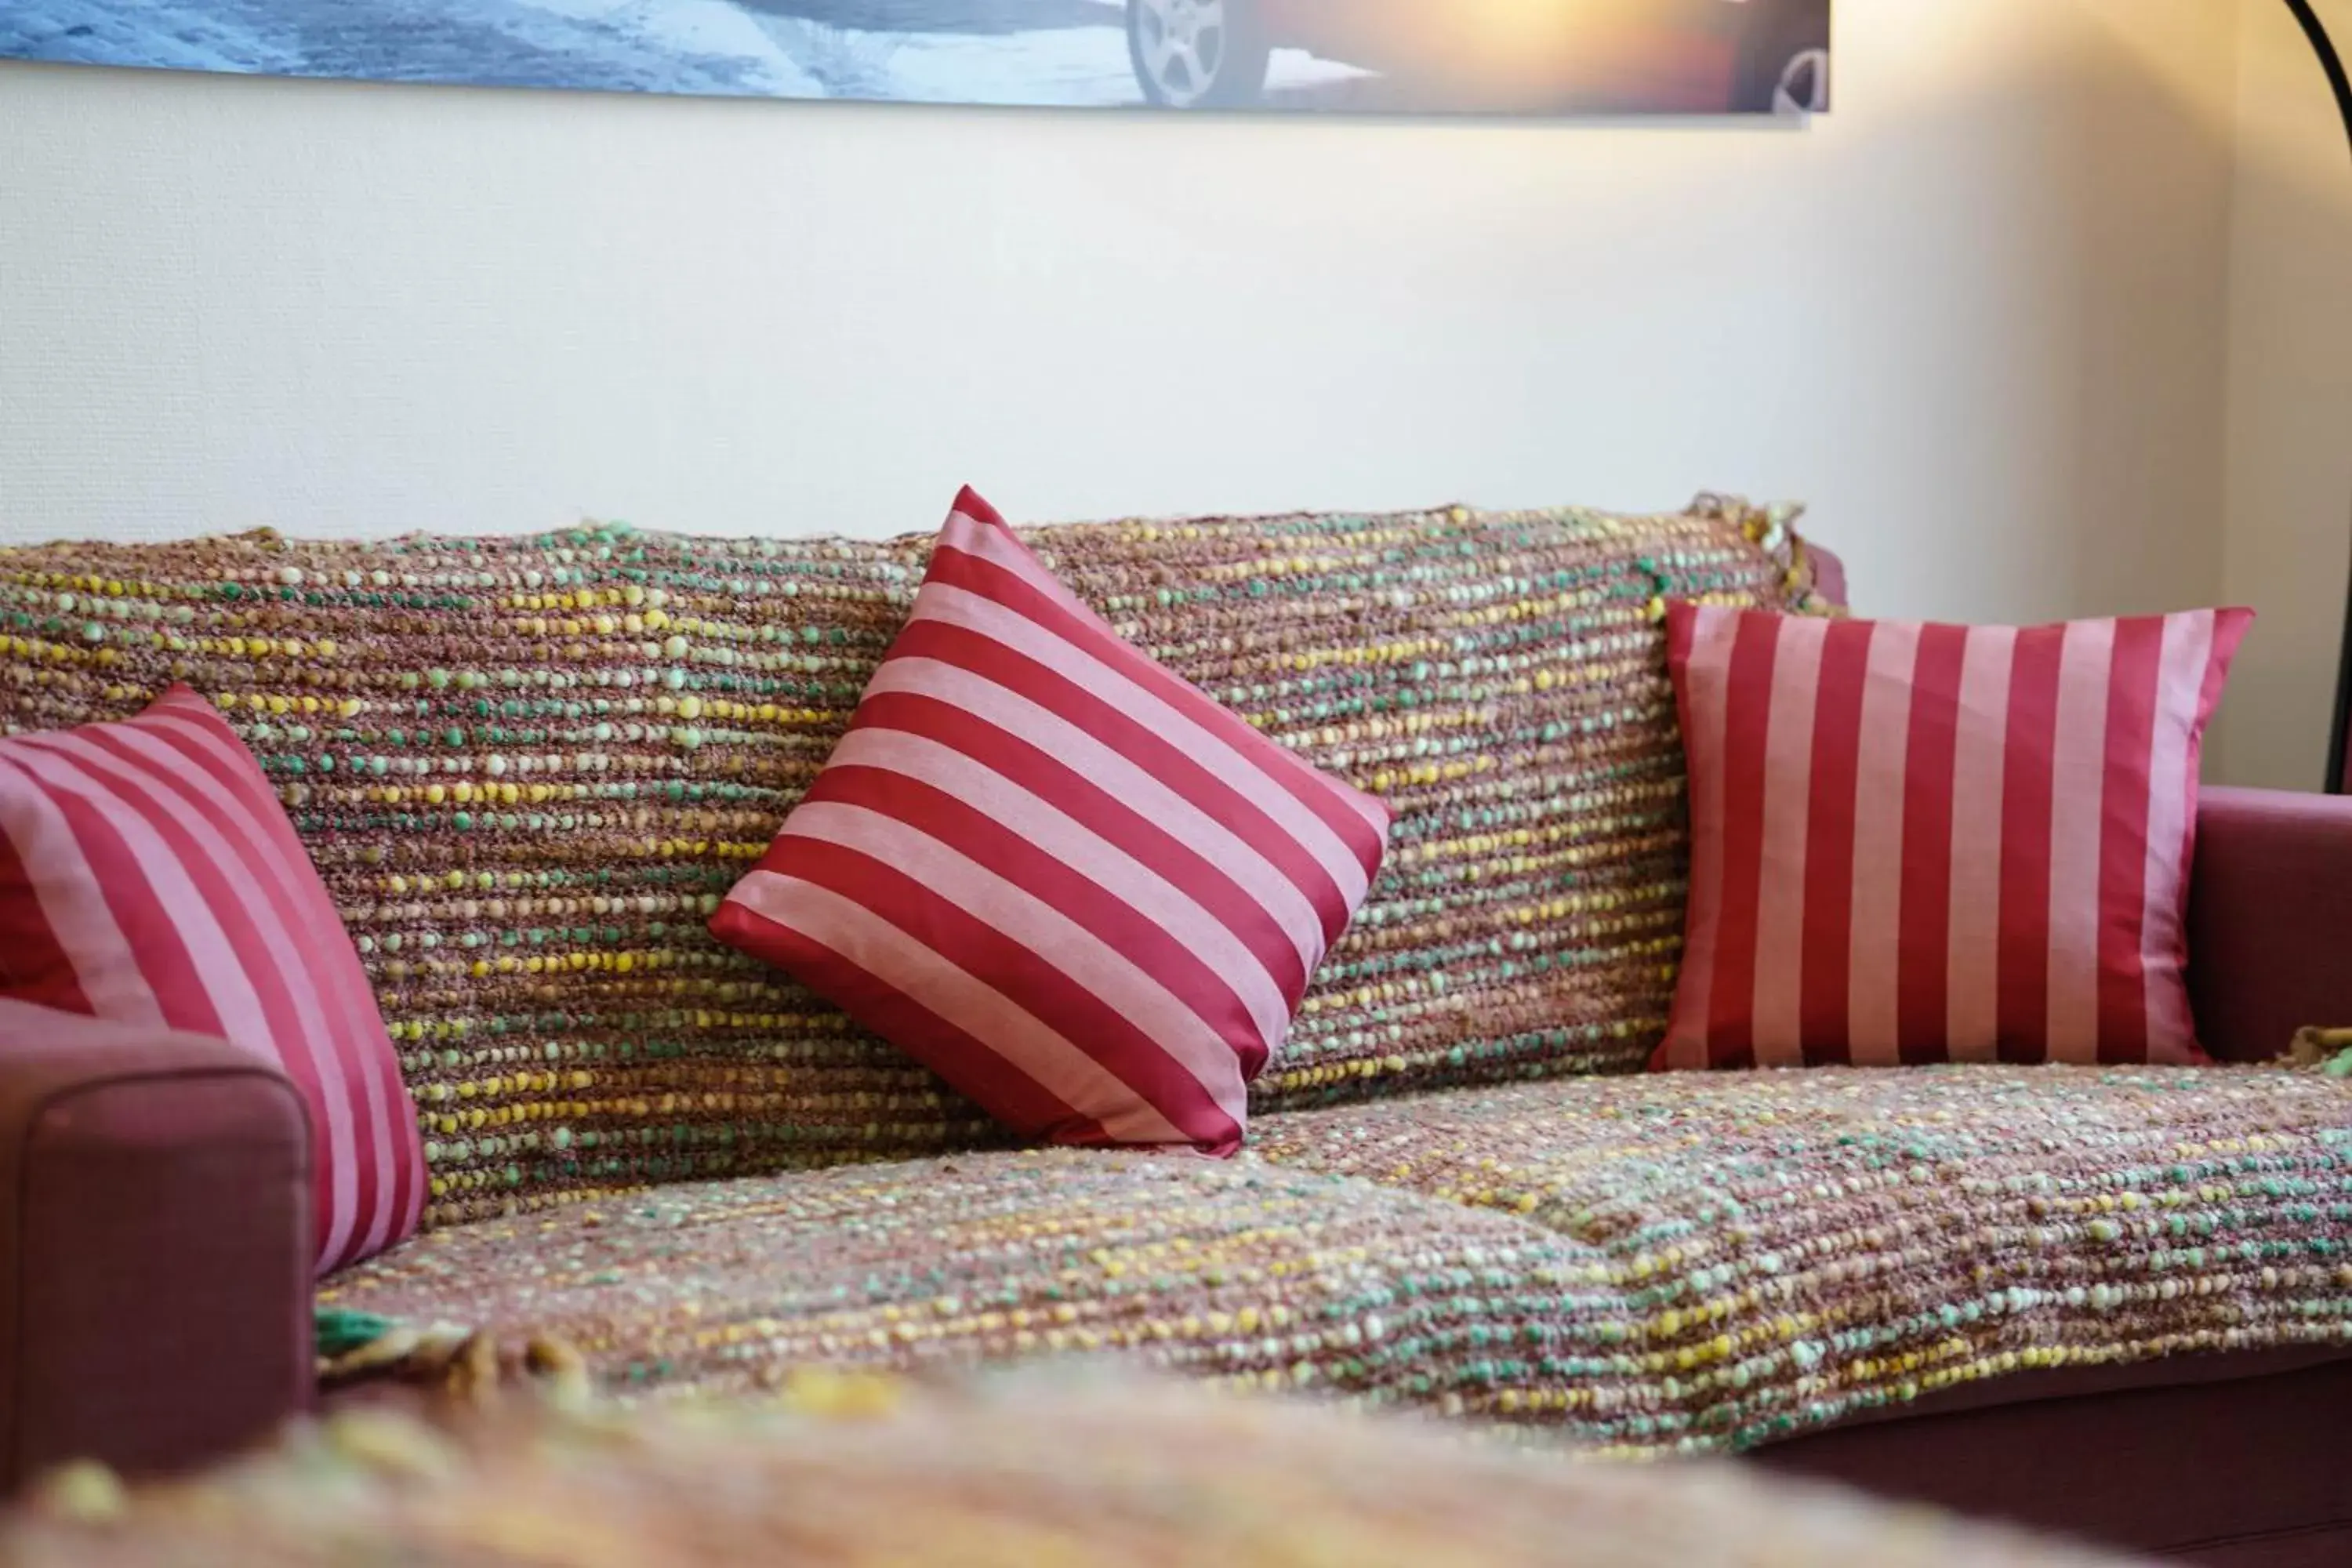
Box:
xmin=711 ymin=488 xmax=1391 ymax=1155
xmin=0 ymin=686 xmax=425 ymax=1273
xmin=1657 ymin=603 xmax=2252 ymax=1069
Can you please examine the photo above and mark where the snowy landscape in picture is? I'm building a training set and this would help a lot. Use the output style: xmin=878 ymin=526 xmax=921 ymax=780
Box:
xmin=0 ymin=2 xmax=1831 ymax=116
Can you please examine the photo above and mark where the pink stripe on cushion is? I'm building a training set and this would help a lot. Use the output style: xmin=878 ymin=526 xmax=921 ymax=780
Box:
xmin=1657 ymin=606 xmax=2250 ymax=1071
xmin=1943 ymin=626 xmax=2016 ymax=1061
xmin=98 ymin=705 xmax=419 ymax=1257
xmin=2140 ymin=612 xmax=2213 ymax=1054
xmin=1846 ymin=619 xmax=1919 ymax=1067
xmin=1704 ymin=611 xmax=1779 ymax=1065
xmin=2093 ymin=619 xmax=2165 ymax=1062
xmin=1659 ymin=603 xmax=1739 ymax=1069
xmin=714 ymin=488 xmax=1388 ymax=1154
xmin=2045 ymin=618 xmax=2115 ymax=1055
xmin=0 ymin=687 xmax=423 ymax=1275
xmin=4 ymin=746 xmax=283 ymax=1058
xmin=768 ymin=831 xmax=1250 ymax=1145
xmin=941 ymin=490 xmax=1388 ymax=844
xmin=1751 ymin=616 xmax=1825 ymax=1063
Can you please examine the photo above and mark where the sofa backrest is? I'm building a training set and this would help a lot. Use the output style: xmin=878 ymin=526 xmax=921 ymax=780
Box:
xmin=0 ymin=499 xmax=1827 ymax=1226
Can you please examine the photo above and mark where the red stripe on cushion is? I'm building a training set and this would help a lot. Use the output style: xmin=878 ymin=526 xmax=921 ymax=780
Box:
xmin=1895 ymin=624 xmax=1968 ymax=1064
xmin=1704 ymin=610 xmax=1780 ymax=1067
xmin=1995 ymin=624 xmax=2064 ymax=1062
xmin=1797 ymin=618 xmax=1872 ymax=1065
xmin=1751 ymin=616 xmax=1827 ymax=1063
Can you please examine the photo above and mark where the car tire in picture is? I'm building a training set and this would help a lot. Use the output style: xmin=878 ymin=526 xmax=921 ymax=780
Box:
xmin=1733 ymin=1 xmax=1831 ymax=113
xmin=1127 ymin=0 xmax=1272 ymax=108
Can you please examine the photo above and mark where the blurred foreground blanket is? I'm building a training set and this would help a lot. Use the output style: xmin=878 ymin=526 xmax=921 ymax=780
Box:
xmin=0 ymin=1367 xmax=2146 ymax=1567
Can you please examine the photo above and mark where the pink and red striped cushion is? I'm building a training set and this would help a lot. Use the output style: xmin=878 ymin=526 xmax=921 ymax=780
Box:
xmin=711 ymin=488 xmax=1390 ymax=1155
xmin=0 ymin=686 xmax=424 ymax=1274
xmin=1658 ymin=603 xmax=2252 ymax=1069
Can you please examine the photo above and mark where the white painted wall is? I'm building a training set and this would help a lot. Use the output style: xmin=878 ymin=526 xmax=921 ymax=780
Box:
xmin=2216 ymin=0 xmax=2352 ymax=789
xmin=0 ymin=1 xmax=2241 ymax=641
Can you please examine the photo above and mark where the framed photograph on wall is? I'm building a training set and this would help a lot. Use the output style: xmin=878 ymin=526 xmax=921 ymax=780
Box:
xmin=0 ymin=1 xmax=1831 ymax=115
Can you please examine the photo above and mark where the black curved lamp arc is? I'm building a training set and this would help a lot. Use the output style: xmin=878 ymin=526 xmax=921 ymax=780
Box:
xmin=2288 ymin=0 xmax=2352 ymax=790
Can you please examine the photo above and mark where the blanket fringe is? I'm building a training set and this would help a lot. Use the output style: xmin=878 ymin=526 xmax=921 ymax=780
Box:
xmin=318 ymin=1314 xmax=591 ymax=1411
xmin=2285 ymin=1027 xmax=2352 ymax=1076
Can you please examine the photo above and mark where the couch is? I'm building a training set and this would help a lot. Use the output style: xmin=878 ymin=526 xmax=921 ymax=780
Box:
xmin=0 ymin=498 xmax=2345 ymax=1564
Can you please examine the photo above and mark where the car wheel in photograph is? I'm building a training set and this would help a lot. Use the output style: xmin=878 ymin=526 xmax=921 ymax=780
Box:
xmin=1127 ymin=0 xmax=1271 ymax=109
xmin=1733 ymin=4 xmax=1830 ymax=114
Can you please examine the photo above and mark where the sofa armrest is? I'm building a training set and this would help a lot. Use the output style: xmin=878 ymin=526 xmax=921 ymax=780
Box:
xmin=0 ymin=999 xmax=312 ymax=1490
xmin=2187 ymin=786 xmax=2352 ymax=1062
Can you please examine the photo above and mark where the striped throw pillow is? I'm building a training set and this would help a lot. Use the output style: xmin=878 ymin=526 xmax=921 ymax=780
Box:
xmin=1657 ymin=604 xmax=2252 ymax=1069
xmin=711 ymin=489 xmax=1391 ymax=1154
xmin=0 ymin=686 xmax=425 ymax=1273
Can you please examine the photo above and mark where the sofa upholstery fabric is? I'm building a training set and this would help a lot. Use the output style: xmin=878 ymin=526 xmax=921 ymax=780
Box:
xmin=0 ymin=1000 xmax=313 ymax=1487
xmin=0 ymin=498 xmax=1825 ymax=1228
xmin=1252 ymin=1065 xmax=2352 ymax=1446
xmin=319 ymin=1062 xmax=2352 ymax=1455
xmin=2188 ymin=786 xmax=2352 ymax=1063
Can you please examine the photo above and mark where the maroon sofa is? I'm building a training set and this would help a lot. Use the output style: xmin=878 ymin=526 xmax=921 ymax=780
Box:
xmin=1 ymin=531 xmax=2346 ymax=1566
xmin=5 ymin=785 xmax=2343 ymax=1562
xmin=1759 ymin=785 xmax=2352 ymax=1566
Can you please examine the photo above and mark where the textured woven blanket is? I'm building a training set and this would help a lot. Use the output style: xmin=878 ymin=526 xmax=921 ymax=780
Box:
xmin=0 ymin=499 xmax=1824 ymax=1225
xmin=6 ymin=1370 xmax=2149 ymax=1566
xmin=318 ymin=1062 xmax=2352 ymax=1454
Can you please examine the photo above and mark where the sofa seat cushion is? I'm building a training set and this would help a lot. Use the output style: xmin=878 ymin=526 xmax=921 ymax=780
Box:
xmin=319 ymin=1147 xmax=1610 ymax=1410
xmin=323 ymin=1066 xmax=2351 ymax=1456
xmin=1251 ymin=1065 xmax=2352 ymax=1446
